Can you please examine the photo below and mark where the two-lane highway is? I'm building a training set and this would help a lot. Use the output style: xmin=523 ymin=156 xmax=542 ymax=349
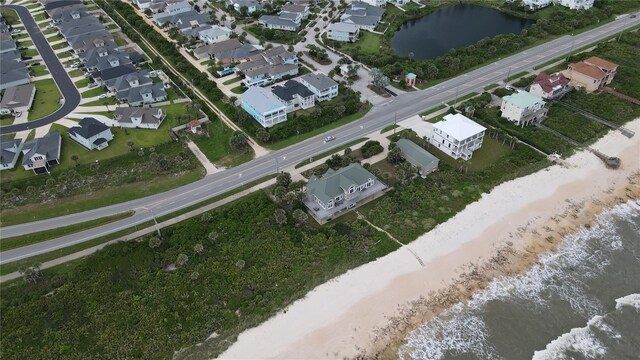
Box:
xmin=0 ymin=5 xmax=81 ymax=134
xmin=1 ymin=14 xmax=638 ymax=264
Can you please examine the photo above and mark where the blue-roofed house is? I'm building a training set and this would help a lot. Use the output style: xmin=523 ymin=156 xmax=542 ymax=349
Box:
xmin=241 ymin=86 xmax=287 ymax=128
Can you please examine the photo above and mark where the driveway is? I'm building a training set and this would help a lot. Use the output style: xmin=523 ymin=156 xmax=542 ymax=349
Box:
xmin=0 ymin=4 xmax=81 ymax=135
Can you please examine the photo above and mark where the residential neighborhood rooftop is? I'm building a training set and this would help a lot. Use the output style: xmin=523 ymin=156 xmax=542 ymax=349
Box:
xmin=502 ymin=91 xmax=545 ymax=108
xmin=436 ymin=113 xmax=487 ymax=142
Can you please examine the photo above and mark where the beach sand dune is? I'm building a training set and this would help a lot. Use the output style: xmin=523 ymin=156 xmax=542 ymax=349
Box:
xmin=219 ymin=119 xmax=640 ymax=360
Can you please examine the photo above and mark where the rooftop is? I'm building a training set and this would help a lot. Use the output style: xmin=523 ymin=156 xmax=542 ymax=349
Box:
xmin=300 ymin=73 xmax=338 ymax=91
xmin=396 ymin=139 xmax=439 ymax=169
xmin=242 ymin=86 xmax=287 ymax=113
xmin=436 ymin=114 xmax=486 ymax=142
xmin=307 ymin=163 xmax=376 ymax=205
xmin=502 ymin=91 xmax=544 ymax=109
xmin=584 ymin=56 xmax=618 ymax=70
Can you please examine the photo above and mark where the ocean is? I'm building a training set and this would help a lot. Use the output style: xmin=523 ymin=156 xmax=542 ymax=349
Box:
xmin=399 ymin=200 xmax=640 ymax=360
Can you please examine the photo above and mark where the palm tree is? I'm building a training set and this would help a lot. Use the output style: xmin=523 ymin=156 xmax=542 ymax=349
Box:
xmin=71 ymin=154 xmax=79 ymax=166
xmin=127 ymin=140 xmax=135 ymax=151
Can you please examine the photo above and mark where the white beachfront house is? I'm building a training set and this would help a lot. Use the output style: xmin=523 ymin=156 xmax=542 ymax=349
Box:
xmin=429 ymin=113 xmax=486 ymax=161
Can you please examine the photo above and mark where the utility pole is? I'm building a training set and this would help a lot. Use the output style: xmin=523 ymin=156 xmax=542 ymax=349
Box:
xmin=566 ymin=38 xmax=575 ymax=63
xmin=454 ymin=86 xmax=459 ymax=108
xmin=393 ymin=112 xmax=397 ymax=135
xmin=150 ymin=209 xmax=161 ymax=237
xmin=504 ymin=67 xmax=512 ymax=85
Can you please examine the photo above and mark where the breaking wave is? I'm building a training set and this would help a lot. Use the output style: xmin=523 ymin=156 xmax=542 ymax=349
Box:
xmin=399 ymin=201 xmax=640 ymax=360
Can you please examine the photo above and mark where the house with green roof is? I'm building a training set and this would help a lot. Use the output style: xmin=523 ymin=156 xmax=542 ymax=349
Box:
xmin=396 ymin=139 xmax=439 ymax=177
xmin=305 ymin=163 xmax=386 ymax=221
xmin=500 ymin=91 xmax=547 ymax=127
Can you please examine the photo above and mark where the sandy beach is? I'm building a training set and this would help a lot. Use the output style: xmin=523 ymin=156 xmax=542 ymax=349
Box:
xmin=219 ymin=118 xmax=640 ymax=360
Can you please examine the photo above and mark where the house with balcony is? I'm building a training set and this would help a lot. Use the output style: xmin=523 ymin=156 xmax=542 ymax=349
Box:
xmin=21 ymin=131 xmax=62 ymax=174
xmin=500 ymin=91 xmax=548 ymax=126
xmin=304 ymin=163 xmax=386 ymax=221
xmin=68 ymin=117 xmax=114 ymax=150
xmin=299 ymin=73 xmax=338 ymax=101
xmin=340 ymin=2 xmax=385 ymax=32
xmin=529 ymin=71 xmax=571 ymax=100
xmin=429 ymin=113 xmax=486 ymax=161
xmin=0 ymin=138 xmax=22 ymax=171
xmin=556 ymin=0 xmax=594 ymax=10
xmin=241 ymin=86 xmax=287 ymax=128
xmin=228 ymin=0 xmax=263 ymax=15
xmin=236 ymin=46 xmax=298 ymax=87
xmin=113 ymin=107 xmax=166 ymax=129
xmin=563 ymin=56 xmax=618 ymax=93
xmin=271 ymin=80 xmax=315 ymax=113
xmin=116 ymin=83 xmax=167 ymax=106
xmin=326 ymin=22 xmax=360 ymax=42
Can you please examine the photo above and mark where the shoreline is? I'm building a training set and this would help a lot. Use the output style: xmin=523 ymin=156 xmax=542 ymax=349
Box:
xmin=219 ymin=119 xmax=640 ymax=359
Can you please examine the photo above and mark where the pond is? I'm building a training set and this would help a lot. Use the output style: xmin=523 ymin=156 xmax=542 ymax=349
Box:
xmin=390 ymin=4 xmax=533 ymax=60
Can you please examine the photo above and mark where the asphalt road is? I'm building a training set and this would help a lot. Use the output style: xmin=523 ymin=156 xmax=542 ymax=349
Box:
xmin=1 ymin=15 xmax=638 ymax=264
xmin=0 ymin=5 xmax=81 ymax=134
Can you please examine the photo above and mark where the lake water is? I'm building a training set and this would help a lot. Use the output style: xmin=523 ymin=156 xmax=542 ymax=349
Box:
xmin=399 ymin=200 xmax=640 ymax=360
xmin=391 ymin=4 xmax=533 ymax=60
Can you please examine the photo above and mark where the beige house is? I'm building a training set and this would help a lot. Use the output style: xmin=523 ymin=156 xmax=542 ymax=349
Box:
xmin=563 ymin=56 xmax=618 ymax=93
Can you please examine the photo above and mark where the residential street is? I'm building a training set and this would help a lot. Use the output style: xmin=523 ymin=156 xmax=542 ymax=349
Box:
xmin=0 ymin=4 xmax=81 ymax=134
xmin=1 ymin=14 xmax=638 ymax=264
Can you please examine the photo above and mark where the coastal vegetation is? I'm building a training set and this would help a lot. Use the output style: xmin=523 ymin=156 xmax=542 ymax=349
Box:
xmin=0 ymin=194 xmax=398 ymax=359
xmin=325 ymin=0 xmax=640 ymax=86
xmin=217 ymin=86 xmax=369 ymax=149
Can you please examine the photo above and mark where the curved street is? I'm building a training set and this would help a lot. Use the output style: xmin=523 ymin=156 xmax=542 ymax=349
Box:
xmin=1 ymin=14 xmax=639 ymax=263
xmin=0 ymin=4 xmax=81 ymax=134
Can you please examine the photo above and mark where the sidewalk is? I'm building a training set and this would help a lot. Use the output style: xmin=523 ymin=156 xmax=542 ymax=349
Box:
xmin=186 ymin=139 xmax=220 ymax=175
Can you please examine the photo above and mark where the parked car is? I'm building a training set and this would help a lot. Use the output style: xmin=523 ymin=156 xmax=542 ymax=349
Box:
xmin=505 ymin=84 xmax=516 ymax=91
xmin=301 ymin=37 xmax=307 ymax=42
xmin=70 ymin=62 xmax=80 ymax=68
xmin=87 ymin=82 xmax=97 ymax=88
xmin=17 ymin=46 xmax=28 ymax=51
xmin=22 ymin=56 xmax=33 ymax=60
xmin=29 ymin=62 xmax=41 ymax=66
xmin=324 ymin=136 xmax=335 ymax=143
xmin=98 ymin=94 xmax=108 ymax=99
xmin=46 ymin=23 xmax=54 ymax=29
xmin=11 ymin=29 xmax=21 ymax=34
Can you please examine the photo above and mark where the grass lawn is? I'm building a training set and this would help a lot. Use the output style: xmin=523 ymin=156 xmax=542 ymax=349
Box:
xmin=81 ymin=87 xmax=107 ymax=98
xmin=106 ymin=23 xmax=119 ymax=30
xmin=57 ymin=51 xmax=72 ymax=59
xmin=113 ymin=32 xmax=128 ymax=46
xmin=81 ymin=97 xmax=118 ymax=106
xmin=46 ymin=34 xmax=63 ymax=42
xmin=26 ymin=3 xmax=41 ymax=9
xmin=1 ymin=211 xmax=133 ymax=251
xmin=28 ymin=79 xmax=62 ymax=121
xmin=13 ymin=33 xmax=29 ymax=39
xmin=0 ymin=9 xmax=19 ymax=24
xmin=165 ymin=87 xmax=179 ymax=101
xmin=52 ymin=42 xmax=68 ymax=50
xmin=230 ymin=85 xmax=245 ymax=94
xmin=33 ymin=13 xmax=47 ymax=21
xmin=74 ymin=78 xmax=90 ymax=88
xmin=190 ymin=121 xmax=255 ymax=167
xmin=419 ymin=104 xmax=447 ymax=117
xmin=222 ymin=76 xmax=242 ymax=85
xmin=348 ymin=31 xmax=381 ymax=53
xmin=43 ymin=28 xmax=57 ymax=35
xmin=17 ymin=40 xmax=33 ymax=47
xmin=20 ymin=48 xmax=38 ymax=57
xmin=0 ymin=115 xmax=15 ymax=126
xmin=30 ymin=64 xmax=49 ymax=77
xmin=68 ymin=69 xmax=84 ymax=77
